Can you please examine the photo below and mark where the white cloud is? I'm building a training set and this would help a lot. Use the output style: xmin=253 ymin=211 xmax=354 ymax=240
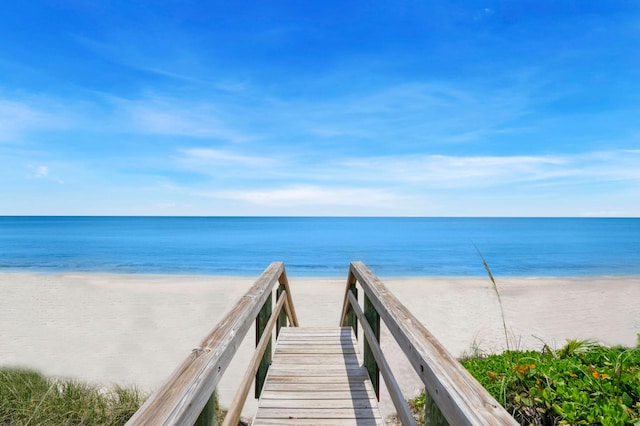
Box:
xmin=168 ymin=149 xmax=640 ymax=215
xmin=338 ymin=154 xmax=566 ymax=187
xmin=0 ymin=99 xmax=62 ymax=142
xmin=204 ymin=185 xmax=400 ymax=208
xmin=155 ymin=201 xmax=176 ymax=209
xmin=338 ymin=150 xmax=640 ymax=189
xmin=34 ymin=165 xmax=48 ymax=177
xmin=263 ymin=81 xmax=532 ymax=148
xmin=111 ymin=96 xmax=253 ymax=142
xmin=179 ymin=148 xmax=277 ymax=168
xmin=27 ymin=164 xmax=64 ymax=184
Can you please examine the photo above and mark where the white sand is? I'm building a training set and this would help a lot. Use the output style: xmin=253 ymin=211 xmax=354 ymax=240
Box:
xmin=1 ymin=272 xmax=639 ymax=420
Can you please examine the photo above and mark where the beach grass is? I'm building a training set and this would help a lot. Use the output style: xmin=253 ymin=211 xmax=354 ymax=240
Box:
xmin=0 ymin=367 xmax=146 ymax=425
xmin=476 ymin=246 xmax=511 ymax=351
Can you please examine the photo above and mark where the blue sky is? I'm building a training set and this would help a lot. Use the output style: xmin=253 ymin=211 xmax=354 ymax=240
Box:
xmin=1 ymin=1 xmax=639 ymax=216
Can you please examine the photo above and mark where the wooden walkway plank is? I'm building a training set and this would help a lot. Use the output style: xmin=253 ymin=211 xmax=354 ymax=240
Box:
xmin=259 ymin=390 xmax=376 ymax=399
xmin=253 ymin=327 xmax=384 ymax=426
xmin=253 ymin=420 xmax=382 ymax=426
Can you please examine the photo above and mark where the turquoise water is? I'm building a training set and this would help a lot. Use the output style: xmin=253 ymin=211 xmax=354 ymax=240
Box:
xmin=0 ymin=217 xmax=638 ymax=276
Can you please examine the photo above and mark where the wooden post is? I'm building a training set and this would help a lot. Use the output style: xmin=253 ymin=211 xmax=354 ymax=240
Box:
xmin=364 ymin=293 xmax=380 ymax=399
xmin=345 ymin=275 xmax=358 ymax=338
xmin=255 ymin=291 xmax=272 ymax=398
xmin=277 ymin=268 xmax=299 ymax=328
xmin=276 ymin=283 xmax=287 ymax=338
xmin=194 ymin=392 xmax=216 ymax=426
xmin=424 ymin=390 xmax=448 ymax=426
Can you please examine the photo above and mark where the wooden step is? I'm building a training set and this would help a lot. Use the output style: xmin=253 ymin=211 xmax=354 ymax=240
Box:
xmin=252 ymin=327 xmax=384 ymax=426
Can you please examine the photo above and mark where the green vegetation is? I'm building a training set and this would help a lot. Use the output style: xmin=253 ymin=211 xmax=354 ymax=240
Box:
xmin=0 ymin=367 xmax=146 ymax=425
xmin=412 ymin=340 xmax=640 ymax=425
xmin=457 ymin=250 xmax=640 ymax=424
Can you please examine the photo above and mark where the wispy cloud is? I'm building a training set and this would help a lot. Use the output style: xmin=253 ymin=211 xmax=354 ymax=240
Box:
xmin=30 ymin=165 xmax=49 ymax=177
xmin=574 ymin=150 xmax=640 ymax=182
xmin=158 ymin=148 xmax=640 ymax=215
xmin=168 ymin=146 xmax=640 ymax=197
xmin=27 ymin=164 xmax=64 ymax=184
xmin=253 ymin=81 xmax=533 ymax=150
xmin=110 ymin=96 xmax=253 ymax=142
xmin=178 ymin=147 xmax=279 ymax=168
xmin=0 ymin=98 xmax=65 ymax=142
xmin=340 ymin=154 xmax=568 ymax=187
xmin=337 ymin=150 xmax=640 ymax=189
xmin=203 ymin=185 xmax=400 ymax=209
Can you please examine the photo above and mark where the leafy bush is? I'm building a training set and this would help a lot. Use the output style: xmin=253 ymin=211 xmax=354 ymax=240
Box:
xmin=460 ymin=342 xmax=640 ymax=425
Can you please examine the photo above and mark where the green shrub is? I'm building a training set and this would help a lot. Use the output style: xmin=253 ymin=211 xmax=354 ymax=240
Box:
xmin=411 ymin=342 xmax=640 ymax=425
xmin=462 ymin=343 xmax=640 ymax=425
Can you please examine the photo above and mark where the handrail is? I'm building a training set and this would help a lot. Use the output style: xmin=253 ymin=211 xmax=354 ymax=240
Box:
xmin=345 ymin=291 xmax=416 ymax=426
xmin=127 ymin=261 xmax=516 ymax=425
xmin=126 ymin=261 xmax=297 ymax=426
xmin=222 ymin=290 xmax=295 ymax=426
xmin=341 ymin=261 xmax=518 ymax=425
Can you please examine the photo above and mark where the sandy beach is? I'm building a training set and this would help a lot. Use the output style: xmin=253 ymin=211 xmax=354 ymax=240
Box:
xmin=1 ymin=271 xmax=639 ymax=420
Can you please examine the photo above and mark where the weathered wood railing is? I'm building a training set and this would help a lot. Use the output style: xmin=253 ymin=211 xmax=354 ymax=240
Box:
xmin=127 ymin=261 xmax=517 ymax=425
xmin=340 ymin=261 xmax=518 ymax=425
xmin=126 ymin=261 xmax=298 ymax=426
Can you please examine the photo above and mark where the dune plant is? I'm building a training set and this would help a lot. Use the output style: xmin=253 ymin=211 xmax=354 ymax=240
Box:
xmin=557 ymin=339 xmax=599 ymax=358
xmin=461 ymin=341 xmax=640 ymax=425
xmin=410 ymin=340 xmax=640 ymax=425
xmin=0 ymin=367 xmax=146 ymax=425
xmin=475 ymin=246 xmax=510 ymax=351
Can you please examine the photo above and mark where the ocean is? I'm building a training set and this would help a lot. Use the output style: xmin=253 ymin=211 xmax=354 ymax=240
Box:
xmin=0 ymin=216 xmax=638 ymax=277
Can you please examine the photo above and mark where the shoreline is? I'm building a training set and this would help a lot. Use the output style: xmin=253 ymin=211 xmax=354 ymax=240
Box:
xmin=1 ymin=271 xmax=639 ymax=418
xmin=4 ymin=268 xmax=640 ymax=278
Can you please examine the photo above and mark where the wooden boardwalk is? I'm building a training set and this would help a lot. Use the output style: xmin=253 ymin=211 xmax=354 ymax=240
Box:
xmin=126 ymin=262 xmax=518 ymax=426
xmin=252 ymin=327 xmax=384 ymax=426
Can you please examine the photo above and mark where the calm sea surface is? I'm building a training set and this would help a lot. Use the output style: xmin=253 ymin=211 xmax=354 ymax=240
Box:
xmin=0 ymin=217 xmax=638 ymax=277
